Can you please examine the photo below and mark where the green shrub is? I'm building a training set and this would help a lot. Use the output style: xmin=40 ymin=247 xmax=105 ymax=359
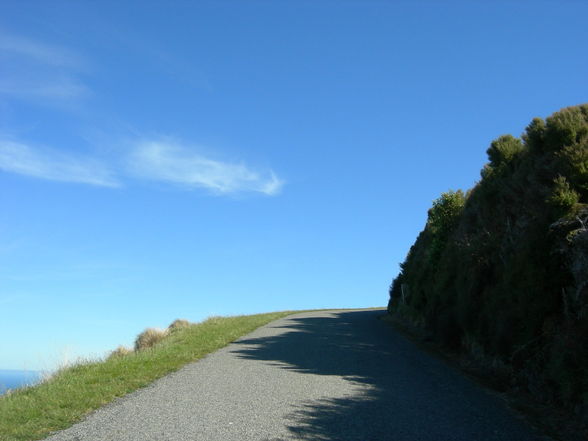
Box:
xmin=486 ymin=134 xmax=524 ymax=168
xmin=388 ymin=103 xmax=588 ymax=409
xmin=426 ymin=190 xmax=465 ymax=267
xmin=544 ymin=104 xmax=588 ymax=151
xmin=547 ymin=175 xmax=580 ymax=214
xmin=557 ymin=143 xmax=588 ymax=197
xmin=522 ymin=117 xmax=546 ymax=152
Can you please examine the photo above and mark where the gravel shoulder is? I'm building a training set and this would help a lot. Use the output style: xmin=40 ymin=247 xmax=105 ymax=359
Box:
xmin=44 ymin=309 xmax=550 ymax=441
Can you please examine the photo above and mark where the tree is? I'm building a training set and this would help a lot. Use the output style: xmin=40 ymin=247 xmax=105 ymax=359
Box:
xmin=426 ymin=190 xmax=465 ymax=268
xmin=486 ymin=134 xmax=523 ymax=167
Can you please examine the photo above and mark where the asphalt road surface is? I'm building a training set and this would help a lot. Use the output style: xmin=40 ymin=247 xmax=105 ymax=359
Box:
xmin=45 ymin=309 xmax=549 ymax=441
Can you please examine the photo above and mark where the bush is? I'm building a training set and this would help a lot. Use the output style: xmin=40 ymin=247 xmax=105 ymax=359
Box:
xmin=108 ymin=346 xmax=133 ymax=359
xmin=522 ymin=117 xmax=546 ymax=152
xmin=388 ymin=103 xmax=588 ymax=409
xmin=486 ymin=134 xmax=524 ymax=167
xmin=544 ymin=104 xmax=588 ymax=151
xmin=557 ymin=143 xmax=588 ymax=197
xmin=134 ymin=328 xmax=168 ymax=351
xmin=547 ymin=175 xmax=580 ymax=214
xmin=168 ymin=319 xmax=192 ymax=331
xmin=426 ymin=190 xmax=466 ymax=267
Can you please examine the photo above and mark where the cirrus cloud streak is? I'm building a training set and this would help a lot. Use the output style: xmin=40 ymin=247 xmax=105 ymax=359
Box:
xmin=0 ymin=138 xmax=283 ymax=196
xmin=0 ymin=32 xmax=89 ymax=101
xmin=129 ymin=140 xmax=283 ymax=196
xmin=0 ymin=140 xmax=119 ymax=187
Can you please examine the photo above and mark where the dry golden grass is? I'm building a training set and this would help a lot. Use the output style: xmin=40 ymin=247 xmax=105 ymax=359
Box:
xmin=134 ymin=328 xmax=168 ymax=351
xmin=108 ymin=346 xmax=133 ymax=359
xmin=168 ymin=319 xmax=191 ymax=331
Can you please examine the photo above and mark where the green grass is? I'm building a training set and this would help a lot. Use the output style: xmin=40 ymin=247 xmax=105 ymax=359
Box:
xmin=0 ymin=311 xmax=298 ymax=441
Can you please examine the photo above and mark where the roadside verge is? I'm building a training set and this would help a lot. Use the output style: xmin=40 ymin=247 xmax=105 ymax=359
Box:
xmin=0 ymin=311 xmax=298 ymax=441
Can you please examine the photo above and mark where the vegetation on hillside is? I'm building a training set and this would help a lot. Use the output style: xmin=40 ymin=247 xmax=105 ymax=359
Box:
xmin=388 ymin=104 xmax=588 ymax=411
xmin=0 ymin=311 xmax=296 ymax=441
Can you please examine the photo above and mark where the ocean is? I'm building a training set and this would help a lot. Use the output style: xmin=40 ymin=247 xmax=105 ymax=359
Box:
xmin=0 ymin=369 xmax=43 ymax=395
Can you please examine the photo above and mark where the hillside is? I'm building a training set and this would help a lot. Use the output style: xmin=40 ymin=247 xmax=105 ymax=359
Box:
xmin=388 ymin=104 xmax=588 ymax=412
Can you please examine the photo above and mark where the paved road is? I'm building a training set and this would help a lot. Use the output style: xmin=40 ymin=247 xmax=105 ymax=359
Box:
xmin=45 ymin=309 xmax=548 ymax=441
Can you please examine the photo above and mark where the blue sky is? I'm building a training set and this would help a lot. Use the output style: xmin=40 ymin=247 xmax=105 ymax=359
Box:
xmin=1 ymin=1 xmax=587 ymax=371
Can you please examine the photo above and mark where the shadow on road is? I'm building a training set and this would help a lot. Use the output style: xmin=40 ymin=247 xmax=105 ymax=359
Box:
xmin=232 ymin=310 xmax=544 ymax=441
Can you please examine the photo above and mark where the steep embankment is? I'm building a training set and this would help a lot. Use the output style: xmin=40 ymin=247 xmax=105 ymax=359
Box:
xmin=388 ymin=104 xmax=588 ymax=412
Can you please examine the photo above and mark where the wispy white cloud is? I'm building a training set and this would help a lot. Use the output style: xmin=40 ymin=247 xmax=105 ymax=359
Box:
xmin=0 ymin=32 xmax=89 ymax=101
xmin=0 ymin=34 xmax=83 ymax=68
xmin=0 ymin=33 xmax=282 ymax=195
xmin=0 ymin=140 xmax=118 ymax=187
xmin=0 ymin=77 xmax=88 ymax=100
xmin=0 ymin=137 xmax=283 ymax=195
xmin=128 ymin=140 xmax=284 ymax=196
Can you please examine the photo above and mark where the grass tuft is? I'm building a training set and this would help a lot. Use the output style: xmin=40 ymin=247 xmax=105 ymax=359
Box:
xmin=134 ymin=327 xmax=168 ymax=351
xmin=167 ymin=319 xmax=191 ymax=331
xmin=0 ymin=311 xmax=297 ymax=441
xmin=107 ymin=346 xmax=133 ymax=359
